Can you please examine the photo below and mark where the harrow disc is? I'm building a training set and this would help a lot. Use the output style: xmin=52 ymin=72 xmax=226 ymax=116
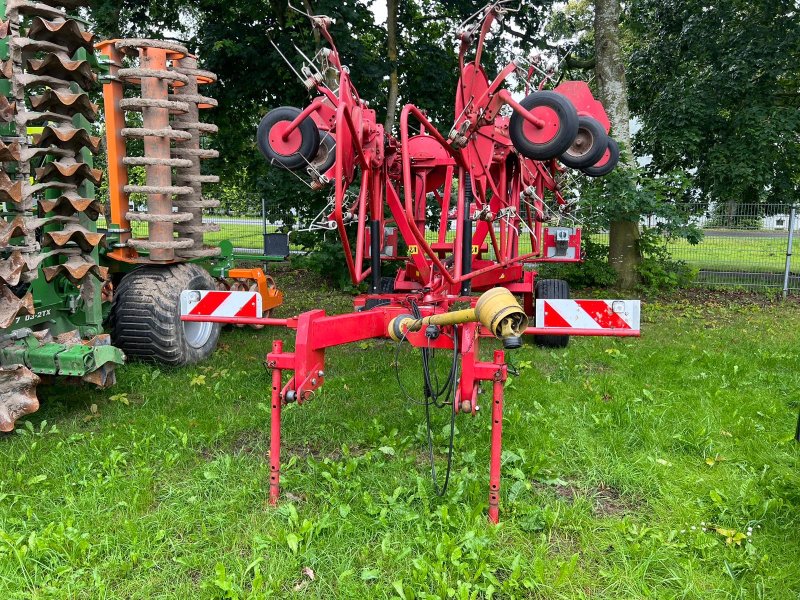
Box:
xmin=0 ymin=0 xmax=105 ymax=328
xmin=171 ymin=55 xmax=221 ymax=259
xmin=105 ymin=43 xmax=221 ymax=260
xmin=0 ymin=364 xmax=40 ymax=433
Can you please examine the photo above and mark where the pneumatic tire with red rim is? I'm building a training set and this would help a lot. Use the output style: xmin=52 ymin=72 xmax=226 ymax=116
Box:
xmin=559 ymin=116 xmax=609 ymax=169
xmin=581 ymin=137 xmax=620 ymax=177
xmin=509 ymin=91 xmax=579 ymax=161
xmin=257 ymin=106 xmax=320 ymax=170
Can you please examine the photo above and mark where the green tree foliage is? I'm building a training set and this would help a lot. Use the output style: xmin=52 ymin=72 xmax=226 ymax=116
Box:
xmin=628 ymin=0 xmax=800 ymax=207
xmin=91 ymin=1 xmax=195 ymax=38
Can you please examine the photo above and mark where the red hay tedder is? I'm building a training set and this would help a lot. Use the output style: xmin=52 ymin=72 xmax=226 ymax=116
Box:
xmin=182 ymin=2 xmax=640 ymax=523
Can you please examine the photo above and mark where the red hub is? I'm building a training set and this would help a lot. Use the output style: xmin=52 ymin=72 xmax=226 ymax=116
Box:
xmin=269 ymin=121 xmax=303 ymax=156
xmin=521 ymin=106 xmax=560 ymax=144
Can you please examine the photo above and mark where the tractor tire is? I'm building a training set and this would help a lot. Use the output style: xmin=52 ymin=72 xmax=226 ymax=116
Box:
xmin=509 ymin=91 xmax=579 ymax=161
xmin=110 ymin=263 xmax=221 ymax=366
xmin=533 ymin=278 xmax=570 ymax=349
xmin=581 ymin=138 xmax=620 ymax=177
xmin=559 ymin=116 xmax=609 ymax=169
xmin=380 ymin=276 xmax=396 ymax=293
xmin=257 ymin=106 xmax=320 ymax=170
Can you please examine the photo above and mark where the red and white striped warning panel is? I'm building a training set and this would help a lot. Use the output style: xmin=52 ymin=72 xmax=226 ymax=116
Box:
xmin=535 ymin=299 xmax=640 ymax=331
xmin=180 ymin=290 xmax=262 ymax=319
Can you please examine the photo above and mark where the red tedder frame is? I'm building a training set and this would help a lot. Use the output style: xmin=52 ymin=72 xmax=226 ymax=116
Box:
xmin=182 ymin=2 xmax=635 ymax=523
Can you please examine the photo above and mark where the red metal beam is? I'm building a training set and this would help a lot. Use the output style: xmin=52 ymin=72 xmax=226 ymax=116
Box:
xmin=523 ymin=327 xmax=640 ymax=337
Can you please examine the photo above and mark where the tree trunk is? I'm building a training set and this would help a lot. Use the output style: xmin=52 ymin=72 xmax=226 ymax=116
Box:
xmin=384 ymin=0 xmax=399 ymax=132
xmin=594 ymin=0 xmax=641 ymax=289
xmin=608 ymin=221 xmax=641 ymax=289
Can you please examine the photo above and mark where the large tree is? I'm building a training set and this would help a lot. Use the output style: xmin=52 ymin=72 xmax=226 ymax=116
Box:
xmin=628 ymin=0 xmax=800 ymax=213
xmin=594 ymin=0 xmax=641 ymax=288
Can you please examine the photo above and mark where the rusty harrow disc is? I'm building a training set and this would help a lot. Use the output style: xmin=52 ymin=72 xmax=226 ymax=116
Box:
xmin=110 ymin=40 xmax=221 ymax=261
xmin=0 ymin=0 xmax=104 ymax=329
xmin=112 ymin=38 xmax=193 ymax=261
xmin=170 ymin=55 xmax=221 ymax=259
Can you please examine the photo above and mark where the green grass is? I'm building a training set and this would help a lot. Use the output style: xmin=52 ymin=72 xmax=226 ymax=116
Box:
xmin=205 ymin=224 xmax=798 ymax=274
xmin=2 ymin=275 xmax=799 ymax=598
xmin=204 ymin=224 xmax=267 ymax=250
xmin=98 ymin=215 xmax=799 ymax=274
xmin=663 ymin=234 xmax=797 ymax=273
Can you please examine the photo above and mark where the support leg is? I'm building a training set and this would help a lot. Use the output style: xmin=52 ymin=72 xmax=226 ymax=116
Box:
xmin=795 ymin=407 xmax=800 ymax=443
xmin=269 ymin=340 xmax=283 ymax=505
xmin=461 ymin=175 xmax=473 ymax=296
xmin=370 ymin=219 xmax=381 ymax=294
xmin=488 ymin=350 xmax=505 ymax=524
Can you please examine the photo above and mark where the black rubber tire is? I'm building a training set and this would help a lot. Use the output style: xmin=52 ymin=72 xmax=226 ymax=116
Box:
xmin=379 ymin=276 xmax=396 ymax=293
xmin=257 ymin=106 xmax=320 ymax=170
xmin=509 ymin=91 xmax=579 ymax=161
xmin=110 ymin=263 xmax=221 ymax=366
xmin=559 ymin=116 xmax=609 ymax=169
xmin=533 ymin=278 xmax=570 ymax=349
xmin=310 ymin=131 xmax=336 ymax=175
xmin=581 ymin=138 xmax=620 ymax=177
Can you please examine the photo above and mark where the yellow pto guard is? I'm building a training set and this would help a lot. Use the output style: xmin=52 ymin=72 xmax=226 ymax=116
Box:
xmin=388 ymin=287 xmax=528 ymax=349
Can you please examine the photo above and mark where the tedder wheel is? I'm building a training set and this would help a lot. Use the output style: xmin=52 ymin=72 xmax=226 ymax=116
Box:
xmin=310 ymin=131 xmax=336 ymax=175
xmin=559 ymin=116 xmax=609 ymax=169
xmin=257 ymin=106 xmax=320 ymax=170
xmin=509 ymin=90 xmax=579 ymax=161
xmin=581 ymin=137 xmax=620 ymax=177
xmin=110 ymin=263 xmax=221 ymax=366
xmin=533 ymin=278 xmax=570 ymax=349
xmin=380 ymin=276 xmax=396 ymax=293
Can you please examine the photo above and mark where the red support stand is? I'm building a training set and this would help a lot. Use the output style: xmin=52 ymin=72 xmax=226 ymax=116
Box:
xmin=269 ymin=339 xmax=283 ymax=505
xmin=262 ymin=309 xmax=519 ymax=522
xmin=488 ymin=350 xmax=506 ymax=524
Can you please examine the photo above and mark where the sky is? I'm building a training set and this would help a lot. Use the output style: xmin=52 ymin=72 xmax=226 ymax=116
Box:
xmin=371 ymin=1 xmax=388 ymax=24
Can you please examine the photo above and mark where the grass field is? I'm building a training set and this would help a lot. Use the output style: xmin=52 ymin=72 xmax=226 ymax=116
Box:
xmin=97 ymin=215 xmax=799 ymax=275
xmin=596 ymin=234 xmax=798 ymax=275
xmin=2 ymin=274 xmax=799 ymax=598
xmin=207 ymin=223 xmax=799 ymax=274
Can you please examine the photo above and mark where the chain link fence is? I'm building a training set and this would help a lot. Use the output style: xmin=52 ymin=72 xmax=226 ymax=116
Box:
xmin=186 ymin=201 xmax=800 ymax=294
xmin=591 ymin=203 xmax=799 ymax=294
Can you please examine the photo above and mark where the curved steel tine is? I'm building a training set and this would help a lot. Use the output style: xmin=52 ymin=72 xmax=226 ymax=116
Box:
xmin=287 ymin=1 xmax=332 ymax=22
xmin=495 ymin=0 xmax=523 ymax=14
xmin=287 ymin=2 xmax=314 ymax=18
xmin=268 ymin=38 xmax=307 ymax=87
xmin=457 ymin=2 xmax=493 ymax=32
xmin=293 ymin=42 xmax=324 ymax=76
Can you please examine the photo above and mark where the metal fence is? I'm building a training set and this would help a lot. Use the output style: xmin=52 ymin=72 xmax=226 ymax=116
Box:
xmin=198 ymin=201 xmax=800 ymax=294
xmin=675 ymin=205 xmax=798 ymax=294
xmin=592 ymin=203 xmax=799 ymax=294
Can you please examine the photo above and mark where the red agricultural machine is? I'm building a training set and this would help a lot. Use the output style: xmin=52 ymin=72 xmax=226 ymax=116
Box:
xmin=182 ymin=2 xmax=640 ymax=522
